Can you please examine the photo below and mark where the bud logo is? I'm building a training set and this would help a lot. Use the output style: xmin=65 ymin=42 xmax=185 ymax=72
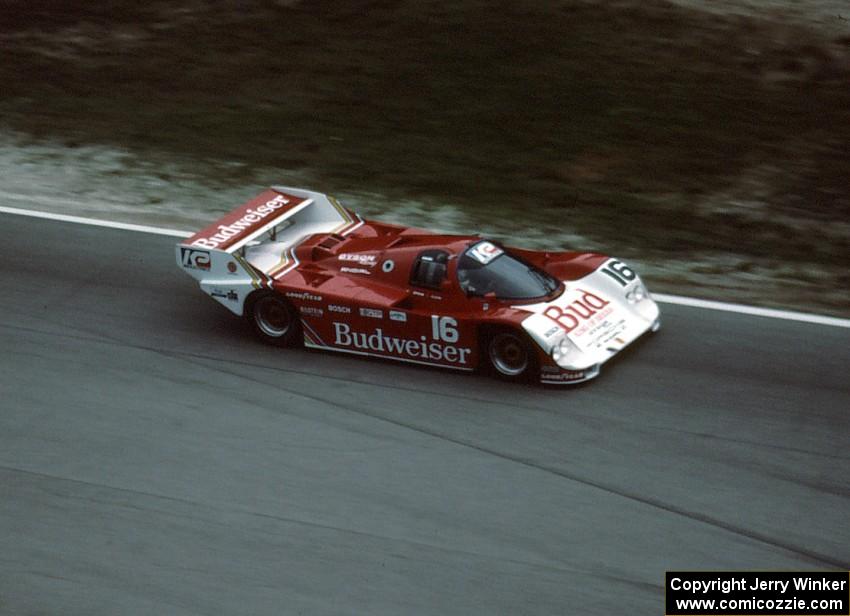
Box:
xmin=543 ymin=289 xmax=611 ymax=334
xmin=191 ymin=194 xmax=290 ymax=249
xmin=181 ymin=247 xmax=211 ymax=271
xmin=333 ymin=323 xmax=472 ymax=365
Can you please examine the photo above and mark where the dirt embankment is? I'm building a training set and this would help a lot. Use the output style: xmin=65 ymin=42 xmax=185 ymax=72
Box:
xmin=1 ymin=1 xmax=848 ymax=315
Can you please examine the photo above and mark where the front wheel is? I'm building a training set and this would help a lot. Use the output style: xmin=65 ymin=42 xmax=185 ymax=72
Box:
xmin=249 ymin=294 xmax=301 ymax=347
xmin=485 ymin=330 xmax=537 ymax=382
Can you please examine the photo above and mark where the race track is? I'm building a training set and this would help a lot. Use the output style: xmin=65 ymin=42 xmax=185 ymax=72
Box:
xmin=1 ymin=214 xmax=848 ymax=615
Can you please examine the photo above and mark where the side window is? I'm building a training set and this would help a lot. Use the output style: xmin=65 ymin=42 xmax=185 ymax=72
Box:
xmin=410 ymin=250 xmax=449 ymax=289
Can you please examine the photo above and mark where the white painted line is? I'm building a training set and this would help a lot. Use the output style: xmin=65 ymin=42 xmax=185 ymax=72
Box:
xmin=0 ymin=206 xmax=193 ymax=238
xmin=653 ymin=293 xmax=850 ymax=329
xmin=2 ymin=205 xmax=848 ymax=328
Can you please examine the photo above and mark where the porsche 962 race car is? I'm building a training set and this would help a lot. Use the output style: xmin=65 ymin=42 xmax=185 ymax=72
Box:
xmin=177 ymin=187 xmax=660 ymax=384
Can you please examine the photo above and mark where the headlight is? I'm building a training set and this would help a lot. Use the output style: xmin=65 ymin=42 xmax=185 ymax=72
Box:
xmin=551 ymin=336 xmax=575 ymax=363
xmin=626 ymin=282 xmax=648 ymax=304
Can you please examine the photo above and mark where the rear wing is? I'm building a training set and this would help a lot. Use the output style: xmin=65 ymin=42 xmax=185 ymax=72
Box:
xmin=182 ymin=186 xmax=361 ymax=254
xmin=176 ymin=186 xmax=363 ymax=315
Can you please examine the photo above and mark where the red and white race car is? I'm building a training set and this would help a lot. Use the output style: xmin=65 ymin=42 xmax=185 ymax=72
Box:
xmin=176 ymin=186 xmax=660 ymax=384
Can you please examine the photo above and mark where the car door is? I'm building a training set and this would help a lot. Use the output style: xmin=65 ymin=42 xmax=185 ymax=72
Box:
xmin=397 ymin=250 xmax=479 ymax=370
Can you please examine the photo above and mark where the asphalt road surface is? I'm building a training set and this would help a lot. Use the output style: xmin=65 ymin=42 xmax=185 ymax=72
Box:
xmin=1 ymin=214 xmax=848 ymax=615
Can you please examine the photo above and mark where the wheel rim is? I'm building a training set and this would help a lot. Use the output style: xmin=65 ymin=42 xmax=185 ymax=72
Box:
xmin=254 ymin=297 xmax=292 ymax=338
xmin=489 ymin=333 xmax=529 ymax=376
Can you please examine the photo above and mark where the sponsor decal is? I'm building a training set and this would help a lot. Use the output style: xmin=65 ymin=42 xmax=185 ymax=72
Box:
xmin=587 ymin=317 xmax=620 ymax=338
xmin=328 ymin=304 xmax=351 ymax=314
xmin=359 ymin=307 xmax=383 ymax=319
xmin=286 ymin=291 xmax=322 ymax=302
xmin=300 ymin=306 xmax=324 ymax=317
xmin=542 ymin=289 xmax=613 ymax=336
xmin=210 ymin=288 xmax=238 ymax=301
xmin=333 ymin=323 xmax=472 ymax=365
xmin=595 ymin=319 xmax=629 ymax=350
xmin=180 ymin=247 xmax=211 ymax=271
xmin=541 ymin=370 xmax=587 ymax=382
xmin=543 ymin=325 xmax=561 ymax=338
xmin=339 ymin=253 xmax=377 ymax=266
xmin=191 ymin=194 xmax=290 ymax=249
xmin=389 ymin=310 xmax=407 ymax=323
xmin=341 ymin=266 xmax=371 ymax=275
xmin=468 ymin=241 xmax=503 ymax=265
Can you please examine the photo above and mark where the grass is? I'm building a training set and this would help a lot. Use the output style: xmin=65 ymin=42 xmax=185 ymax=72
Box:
xmin=1 ymin=0 xmax=849 ymax=314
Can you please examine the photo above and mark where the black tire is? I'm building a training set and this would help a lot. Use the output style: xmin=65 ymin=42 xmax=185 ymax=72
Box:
xmin=484 ymin=329 xmax=537 ymax=382
xmin=248 ymin=294 xmax=301 ymax=347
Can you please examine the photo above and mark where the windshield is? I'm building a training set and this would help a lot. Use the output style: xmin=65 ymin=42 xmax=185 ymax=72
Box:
xmin=457 ymin=241 xmax=560 ymax=300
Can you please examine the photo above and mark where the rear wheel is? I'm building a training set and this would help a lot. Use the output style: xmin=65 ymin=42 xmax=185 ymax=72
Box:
xmin=249 ymin=294 xmax=301 ymax=347
xmin=485 ymin=330 xmax=536 ymax=382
